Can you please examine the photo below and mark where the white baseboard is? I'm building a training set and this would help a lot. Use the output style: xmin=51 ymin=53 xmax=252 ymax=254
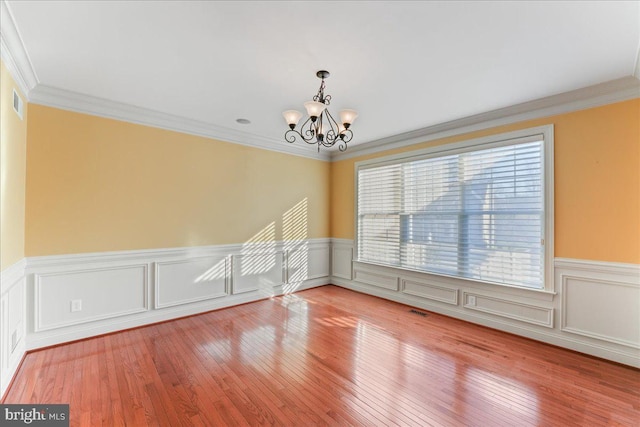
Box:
xmin=331 ymin=239 xmax=640 ymax=367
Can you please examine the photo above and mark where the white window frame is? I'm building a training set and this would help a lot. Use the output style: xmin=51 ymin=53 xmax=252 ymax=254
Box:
xmin=354 ymin=125 xmax=555 ymax=294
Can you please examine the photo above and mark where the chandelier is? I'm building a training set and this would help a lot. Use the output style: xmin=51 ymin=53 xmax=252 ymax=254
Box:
xmin=282 ymin=70 xmax=358 ymax=152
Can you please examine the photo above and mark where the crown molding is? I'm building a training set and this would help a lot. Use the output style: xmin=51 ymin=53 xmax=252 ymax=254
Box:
xmin=0 ymin=0 xmax=38 ymax=97
xmin=29 ymin=84 xmax=330 ymax=161
xmin=0 ymin=0 xmax=327 ymax=162
xmin=23 ymin=75 xmax=640 ymax=164
xmin=332 ymin=76 xmax=640 ymax=161
xmin=2 ymin=0 xmax=636 ymax=164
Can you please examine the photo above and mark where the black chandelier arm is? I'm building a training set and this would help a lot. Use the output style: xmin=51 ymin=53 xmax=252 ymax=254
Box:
xmin=317 ymin=138 xmax=336 ymax=148
xmin=319 ymin=109 xmax=343 ymax=144
xmin=298 ymin=116 xmax=317 ymax=142
xmin=303 ymin=126 xmax=316 ymax=141
xmin=285 ymin=116 xmax=318 ymax=144
xmin=284 ymin=129 xmax=325 ymax=146
xmin=284 ymin=129 xmax=300 ymax=144
xmin=324 ymin=130 xmax=341 ymax=144
xmin=285 ymin=128 xmax=352 ymax=151
xmin=320 ymin=129 xmax=352 ymax=149
xmin=339 ymin=129 xmax=353 ymax=143
xmin=338 ymin=130 xmax=353 ymax=151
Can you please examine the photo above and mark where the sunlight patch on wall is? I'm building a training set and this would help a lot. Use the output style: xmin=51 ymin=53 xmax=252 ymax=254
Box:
xmin=283 ymin=198 xmax=309 ymax=243
xmin=283 ymin=198 xmax=309 ymax=293
xmin=195 ymin=258 xmax=227 ymax=283
xmin=241 ymin=221 xmax=276 ymax=276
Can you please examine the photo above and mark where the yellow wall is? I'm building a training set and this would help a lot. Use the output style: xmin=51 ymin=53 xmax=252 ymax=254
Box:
xmin=25 ymin=105 xmax=330 ymax=256
xmin=0 ymin=61 xmax=28 ymax=270
xmin=18 ymin=95 xmax=640 ymax=264
xmin=331 ymin=98 xmax=640 ymax=264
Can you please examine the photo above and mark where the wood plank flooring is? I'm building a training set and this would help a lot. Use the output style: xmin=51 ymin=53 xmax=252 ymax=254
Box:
xmin=4 ymin=285 xmax=639 ymax=426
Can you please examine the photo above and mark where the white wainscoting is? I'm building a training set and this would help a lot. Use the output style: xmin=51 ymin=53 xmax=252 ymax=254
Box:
xmin=556 ymin=258 xmax=640 ymax=350
xmin=1 ymin=259 xmax=27 ymax=398
xmin=462 ymin=291 xmax=554 ymax=328
xmin=330 ymin=240 xmax=640 ymax=367
xmin=34 ymin=264 xmax=149 ymax=331
xmin=289 ymin=244 xmax=330 ymax=282
xmin=155 ymin=255 xmax=228 ymax=309
xmin=24 ymin=239 xmax=330 ymax=351
xmin=331 ymin=239 xmax=353 ymax=280
xmin=402 ymin=278 xmax=459 ymax=305
xmin=353 ymin=266 xmax=399 ymax=291
xmin=232 ymin=251 xmax=285 ymax=294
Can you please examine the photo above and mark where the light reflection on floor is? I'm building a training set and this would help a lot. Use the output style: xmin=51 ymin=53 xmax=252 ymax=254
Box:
xmin=321 ymin=314 xmax=542 ymax=425
xmin=198 ymin=292 xmax=539 ymax=425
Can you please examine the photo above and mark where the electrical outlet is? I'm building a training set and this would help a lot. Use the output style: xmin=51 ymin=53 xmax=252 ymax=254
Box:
xmin=468 ymin=295 xmax=477 ymax=306
xmin=71 ymin=299 xmax=82 ymax=312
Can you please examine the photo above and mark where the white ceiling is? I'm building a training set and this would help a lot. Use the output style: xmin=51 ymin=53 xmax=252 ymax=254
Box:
xmin=3 ymin=1 xmax=640 ymax=156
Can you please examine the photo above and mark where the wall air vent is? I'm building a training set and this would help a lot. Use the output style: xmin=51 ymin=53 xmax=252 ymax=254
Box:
xmin=409 ymin=309 xmax=428 ymax=317
xmin=13 ymin=89 xmax=24 ymax=120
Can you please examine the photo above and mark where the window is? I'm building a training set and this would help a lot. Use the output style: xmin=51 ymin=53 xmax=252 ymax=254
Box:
xmin=356 ymin=127 xmax=553 ymax=290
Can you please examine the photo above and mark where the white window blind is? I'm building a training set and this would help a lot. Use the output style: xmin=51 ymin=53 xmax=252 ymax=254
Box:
xmin=357 ymin=138 xmax=545 ymax=289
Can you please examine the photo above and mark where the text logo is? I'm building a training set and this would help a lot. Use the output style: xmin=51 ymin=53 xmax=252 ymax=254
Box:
xmin=0 ymin=405 xmax=69 ymax=426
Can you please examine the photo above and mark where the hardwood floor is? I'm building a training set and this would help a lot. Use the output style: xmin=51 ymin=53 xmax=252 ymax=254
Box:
xmin=4 ymin=285 xmax=639 ymax=426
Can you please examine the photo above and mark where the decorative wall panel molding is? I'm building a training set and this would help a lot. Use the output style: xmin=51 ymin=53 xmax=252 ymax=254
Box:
xmin=288 ymin=245 xmax=330 ymax=283
xmin=353 ymin=264 xmax=399 ymax=291
xmin=331 ymin=241 xmax=353 ymax=280
xmin=462 ymin=292 xmax=553 ymax=328
xmin=557 ymin=259 xmax=640 ymax=350
xmin=23 ymin=239 xmax=330 ymax=351
xmin=401 ymin=278 xmax=458 ymax=305
xmin=155 ymin=256 xmax=229 ymax=309
xmin=34 ymin=265 xmax=149 ymax=332
xmin=232 ymin=251 xmax=285 ymax=294
xmin=7 ymin=240 xmax=640 ymax=374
